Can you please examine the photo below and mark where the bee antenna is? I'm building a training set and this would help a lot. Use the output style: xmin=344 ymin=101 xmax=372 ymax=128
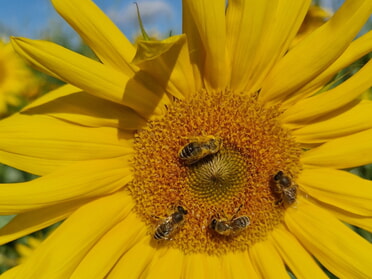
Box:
xmin=232 ymin=204 xmax=243 ymax=219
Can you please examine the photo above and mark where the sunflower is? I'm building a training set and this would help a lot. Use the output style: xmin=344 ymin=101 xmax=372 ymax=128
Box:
xmin=291 ymin=5 xmax=331 ymax=47
xmin=0 ymin=40 xmax=40 ymax=116
xmin=0 ymin=0 xmax=372 ymax=278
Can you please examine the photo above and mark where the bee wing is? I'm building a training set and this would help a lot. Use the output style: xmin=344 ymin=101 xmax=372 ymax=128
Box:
xmin=283 ymin=186 xmax=297 ymax=205
xmin=231 ymin=216 xmax=250 ymax=232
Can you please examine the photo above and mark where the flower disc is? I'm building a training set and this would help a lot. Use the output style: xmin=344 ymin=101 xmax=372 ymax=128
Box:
xmin=129 ymin=90 xmax=302 ymax=254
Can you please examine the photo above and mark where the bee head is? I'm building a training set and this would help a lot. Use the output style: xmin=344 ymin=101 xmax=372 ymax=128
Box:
xmin=210 ymin=219 xmax=217 ymax=230
xmin=177 ymin=206 xmax=187 ymax=215
xmin=273 ymin=171 xmax=283 ymax=181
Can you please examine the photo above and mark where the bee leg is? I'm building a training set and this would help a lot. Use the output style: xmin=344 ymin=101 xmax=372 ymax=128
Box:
xmin=274 ymin=199 xmax=283 ymax=206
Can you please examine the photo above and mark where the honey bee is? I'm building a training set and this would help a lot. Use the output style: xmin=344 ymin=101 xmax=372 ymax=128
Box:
xmin=272 ymin=171 xmax=298 ymax=207
xmin=178 ymin=135 xmax=223 ymax=165
xmin=153 ymin=206 xmax=188 ymax=240
xmin=210 ymin=205 xmax=250 ymax=236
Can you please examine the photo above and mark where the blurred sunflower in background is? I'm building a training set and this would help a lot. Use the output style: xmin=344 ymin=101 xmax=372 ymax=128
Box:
xmin=0 ymin=40 xmax=41 ymax=117
xmin=14 ymin=236 xmax=43 ymax=265
xmin=0 ymin=0 xmax=371 ymax=278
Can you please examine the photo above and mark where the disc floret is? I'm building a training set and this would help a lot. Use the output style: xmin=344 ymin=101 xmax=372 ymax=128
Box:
xmin=129 ymin=90 xmax=301 ymax=254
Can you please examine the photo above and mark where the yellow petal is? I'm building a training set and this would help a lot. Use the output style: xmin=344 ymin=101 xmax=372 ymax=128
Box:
xmin=22 ymin=85 xmax=146 ymax=130
xmin=332 ymin=210 xmax=372 ymax=232
xmin=71 ymin=212 xmax=147 ymax=279
xmin=261 ymin=0 xmax=372 ymax=104
xmin=301 ymin=128 xmax=372 ymax=169
xmin=143 ymin=248 xmax=184 ymax=279
xmin=107 ymin=237 xmax=156 ymax=279
xmin=226 ymin=0 xmax=310 ymax=93
xmin=224 ymin=251 xmax=260 ymax=279
xmin=1 ymin=265 xmax=21 ymax=279
xmin=292 ymin=100 xmax=372 ymax=144
xmin=270 ymin=226 xmax=328 ymax=279
xmin=183 ymin=253 xmax=225 ymax=279
xmin=299 ymin=168 xmax=372 ymax=216
xmin=13 ymin=191 xmax=134 ymax=278
xmin=285 ymin=197 xmax=372 ymax=279
xmin=249 ymin=241 xmax=288 ymax=279
xmin=284 ymin=30 xmax=372 ymax=107
xmin=281 ymin=58 xmax=372 ymax=124
xmin=290 ymin=5 xmax=331 ymax=48
xmin=22 ymin=84 xmax=80 ymax=110
xmin=0 ymin=156 xmax=132 ymax=214
xmin=182 ymin=1 xmax=203 ymax=90
xmin=184 ymin=0 xmax=227 ymax=90
xmin=133 ymin=35 xmax=195 ymax=100
xmin=51 ymin=0 xmax=136 ymax=74
xmin=9 ymin=37 xmax=62 ymax=80
xmin=11 ymin=37 xmax=167 ymax=119
xmin=0 ymin=199 xmax=86 ymax=245
xmin=0 ymin=113 xmax=132 ymax=175
xmin=226 ymin=0 xmax=269 ymax=93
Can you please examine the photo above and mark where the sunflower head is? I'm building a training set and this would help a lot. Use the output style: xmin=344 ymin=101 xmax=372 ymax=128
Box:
xmin=0 ymin=0 xmax=372 ymax=278
xmin=129 ymin=89 xmax=302 ymax=254
xmin=0 ymin=40 xmax=41 ymax=115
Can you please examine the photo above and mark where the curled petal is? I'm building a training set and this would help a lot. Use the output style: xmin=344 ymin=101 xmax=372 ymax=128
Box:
xmin=133 ymin=35 xmax=195 ymax=100
xmin=11 ymin=37 xmax=168 ymax=119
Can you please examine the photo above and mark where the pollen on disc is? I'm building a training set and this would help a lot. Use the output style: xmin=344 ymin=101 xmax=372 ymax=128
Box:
xmin=129 ymin=90 xmax=302 ymax=255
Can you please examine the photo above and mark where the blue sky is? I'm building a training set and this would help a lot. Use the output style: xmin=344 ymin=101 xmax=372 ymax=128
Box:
xmin=0 ymin=0 xmax=182 ymax=41
xmin=0 ymin=0 xmax=369 ymax=44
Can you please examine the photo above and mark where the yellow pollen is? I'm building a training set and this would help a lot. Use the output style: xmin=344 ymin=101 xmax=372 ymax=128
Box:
xmin=129 ymin=90 xmax=302 ymax=255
